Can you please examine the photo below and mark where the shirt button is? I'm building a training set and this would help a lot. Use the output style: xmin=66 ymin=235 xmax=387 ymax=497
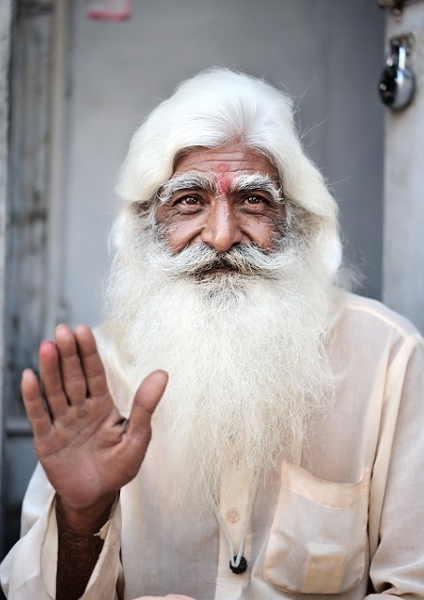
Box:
xmin=226 ymin=510 xmax=240 ymax=523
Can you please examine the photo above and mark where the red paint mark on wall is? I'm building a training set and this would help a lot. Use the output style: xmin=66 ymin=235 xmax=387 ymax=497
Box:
xmin=86 ymin=0 xmax=131 ymax=20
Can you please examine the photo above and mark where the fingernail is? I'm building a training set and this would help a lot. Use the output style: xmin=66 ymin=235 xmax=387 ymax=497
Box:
xmin=21 ymin=369 xmax=33 ymax=381
xmin=40 ymin=340 xmax=55 ymax=349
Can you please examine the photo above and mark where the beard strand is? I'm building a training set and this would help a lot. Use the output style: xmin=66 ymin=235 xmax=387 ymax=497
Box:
xmin=98 ymin=223 xmax=341 ymax=512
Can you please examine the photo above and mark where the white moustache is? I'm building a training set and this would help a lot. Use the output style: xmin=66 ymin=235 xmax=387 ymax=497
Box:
xmin=147 ymin=239 xmax=299 ymax=278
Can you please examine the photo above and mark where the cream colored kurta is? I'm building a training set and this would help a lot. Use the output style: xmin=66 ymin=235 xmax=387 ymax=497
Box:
xmin=2 ymin=294 xmax=424 ymax=599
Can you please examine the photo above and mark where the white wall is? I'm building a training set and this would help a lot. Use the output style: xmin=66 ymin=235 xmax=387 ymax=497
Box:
xmin=57 ymin=0 xmax=385 ymax=331
xmin=383 ymin=2 xmax=424 ymax=333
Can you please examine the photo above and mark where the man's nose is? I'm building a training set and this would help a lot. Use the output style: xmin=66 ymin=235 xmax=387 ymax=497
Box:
xmin=200 ymin=200 xmax=243 ymax=252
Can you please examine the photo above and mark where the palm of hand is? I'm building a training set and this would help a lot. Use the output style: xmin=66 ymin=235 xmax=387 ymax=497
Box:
xmin=22 ymin=325 xmax=167 ymax=511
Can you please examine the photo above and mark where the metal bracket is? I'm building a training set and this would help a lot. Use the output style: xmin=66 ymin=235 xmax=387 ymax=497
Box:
xmin=378 ymin=0 xmax=405 ymax=20
xmin=390 ymin=32 xmax=415 ymax=55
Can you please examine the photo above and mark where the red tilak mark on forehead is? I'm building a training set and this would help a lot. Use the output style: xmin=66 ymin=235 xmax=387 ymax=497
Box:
xmin=216 ymin=172 xmax=231 ymax=196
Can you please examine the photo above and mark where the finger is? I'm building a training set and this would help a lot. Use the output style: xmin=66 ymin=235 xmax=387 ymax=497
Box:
xmin=55 ymin=324 xmax=87 ymax=404
xmin=127 ymin=370 xmax=168 ymax=443
xmin=21 ymin=369 xmax=52 ymax=438
xmin=75 ymin=325 xmax=109 ymax=399
xmin=39 ymin=340 xmax=69 ymax=417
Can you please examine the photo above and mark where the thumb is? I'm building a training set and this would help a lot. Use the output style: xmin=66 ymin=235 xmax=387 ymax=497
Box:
xmin=127 ymin=370 xmax=168 ymax=442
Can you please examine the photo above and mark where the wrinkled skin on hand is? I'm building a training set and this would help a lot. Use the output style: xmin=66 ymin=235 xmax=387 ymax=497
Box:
xmin=21 ymin=324 xmax=168 ymax=529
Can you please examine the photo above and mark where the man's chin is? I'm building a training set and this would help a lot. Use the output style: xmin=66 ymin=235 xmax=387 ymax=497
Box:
xmin=203 ymin=266 xmax=237 ymax=275
xmin=193 ymin=267 xmax=239 ymax=280
xmin=193 ymin=266 xmax=264 ymax=281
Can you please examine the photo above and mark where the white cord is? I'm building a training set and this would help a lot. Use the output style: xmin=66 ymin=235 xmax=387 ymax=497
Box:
xmin=213 ymin=479 xmax=258 ymax=568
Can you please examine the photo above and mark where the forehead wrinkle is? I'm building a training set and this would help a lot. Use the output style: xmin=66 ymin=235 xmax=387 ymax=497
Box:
xmin=157 ymin=172 xmax=217 ymax=204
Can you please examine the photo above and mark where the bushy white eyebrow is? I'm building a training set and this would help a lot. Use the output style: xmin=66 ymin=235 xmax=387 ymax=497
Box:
xmin=157 ymin=173 xmax=215 ymax=204
xmin=157 ymin=171 xmax=284 ymax=204
xmin=231 ymin=174 xmax=284 ymax=204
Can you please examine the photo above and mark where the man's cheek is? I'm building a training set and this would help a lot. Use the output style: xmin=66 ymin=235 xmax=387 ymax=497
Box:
xmin=242 ymin=217 xmax=283 ymax=249
xmin=161 ymin=220 xmax=203 ymax=253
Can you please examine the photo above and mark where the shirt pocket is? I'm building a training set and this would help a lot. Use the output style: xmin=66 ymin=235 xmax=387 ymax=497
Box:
xmin=263 ymin=462 xmax=370 ymax=595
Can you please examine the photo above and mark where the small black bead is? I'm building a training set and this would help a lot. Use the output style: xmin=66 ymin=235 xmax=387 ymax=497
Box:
xmin=229 ymin=555 xmax=248 ymax=574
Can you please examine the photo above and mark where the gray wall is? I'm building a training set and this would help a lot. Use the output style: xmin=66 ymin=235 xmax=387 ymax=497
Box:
xmin=60 ymin=0 xmax=385 ymax=331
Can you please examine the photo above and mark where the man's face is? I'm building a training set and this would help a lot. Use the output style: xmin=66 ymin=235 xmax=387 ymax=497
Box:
xmin=155 ymin=143 xmax=286 ymax=255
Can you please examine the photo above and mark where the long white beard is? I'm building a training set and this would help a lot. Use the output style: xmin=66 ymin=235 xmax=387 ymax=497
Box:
xmin=99 ymin=219 xmax=341 ymax=510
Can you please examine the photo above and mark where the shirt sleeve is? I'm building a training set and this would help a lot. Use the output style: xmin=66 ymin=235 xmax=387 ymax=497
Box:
xmin=367 ymin=333 xmax=424 ymax=598
xmin=0 ymin=463 xmax=123 ymax=600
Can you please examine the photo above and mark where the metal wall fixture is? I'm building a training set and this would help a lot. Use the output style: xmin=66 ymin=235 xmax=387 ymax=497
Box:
xmin=378 ymin=0 xmax=405 ymax=20
xmin=379 ymin=35 xmax=416 ymax=110
xmin=378 ymin=0 xmax=405 ymax=7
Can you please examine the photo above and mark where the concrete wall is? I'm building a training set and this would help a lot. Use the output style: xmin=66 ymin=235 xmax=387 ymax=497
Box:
xmin=0 ymin=0 xmax=12 ymax=560
xmin=2 ymin=2 xmax=56 ymax=561
xmin=382 ymin=2 xmax=424 ymax=332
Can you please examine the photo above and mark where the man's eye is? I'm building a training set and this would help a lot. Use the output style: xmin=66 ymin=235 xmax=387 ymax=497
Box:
xmin=170 ymin=194 xmax=201 ymax=207
xmin=244 ymin=194 xmax=266 ymax=205
xmin=181 ymin=196 xmax=199 ymax=205
xmin=171 ymin=195 xmax=203 ymax=211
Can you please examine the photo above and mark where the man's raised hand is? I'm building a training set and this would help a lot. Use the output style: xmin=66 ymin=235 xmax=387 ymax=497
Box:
xmin=21 ymin=324 xmax=168 ymax=533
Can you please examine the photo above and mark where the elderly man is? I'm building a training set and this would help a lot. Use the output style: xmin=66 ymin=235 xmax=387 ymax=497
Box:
xmin=1 ymin=69 xmax=424 ymax=600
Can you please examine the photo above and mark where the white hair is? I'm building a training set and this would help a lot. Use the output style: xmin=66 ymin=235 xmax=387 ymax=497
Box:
xmin=114 ymin=67 xmax=342 ymax=276
xmin=99 ymin=69 xmax=345 ymax=510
